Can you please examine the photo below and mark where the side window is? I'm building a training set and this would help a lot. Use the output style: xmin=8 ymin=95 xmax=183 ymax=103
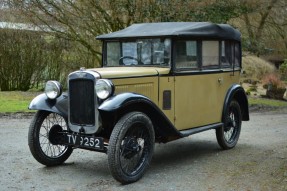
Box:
xmin=139 ymin=39 xmax=165 ymax=65
xmin=175 ymin=41 xmax=198 ymax=70
xmin=202 ymin=41 xmax=219 ymax=68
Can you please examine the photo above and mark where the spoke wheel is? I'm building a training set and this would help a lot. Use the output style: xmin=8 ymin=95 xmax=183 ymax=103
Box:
xmin=108 ymin=112 xmax=155 ymax=184
xmin=216 ymin=100 xmax=242 ymax=149
xmin=28 ymin=111 xmax=73 ymax=166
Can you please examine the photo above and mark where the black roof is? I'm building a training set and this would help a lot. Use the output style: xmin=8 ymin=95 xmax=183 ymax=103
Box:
xmin=96 ymin=22 xmax=241 ymax=41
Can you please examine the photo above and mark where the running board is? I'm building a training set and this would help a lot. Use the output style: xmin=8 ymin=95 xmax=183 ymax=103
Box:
xmin=179 ymin=123 xmax=223 ymax=137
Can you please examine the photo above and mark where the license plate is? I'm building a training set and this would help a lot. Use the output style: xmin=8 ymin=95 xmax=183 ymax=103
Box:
xmin=64 ymin=133 xmax=104 ymax=151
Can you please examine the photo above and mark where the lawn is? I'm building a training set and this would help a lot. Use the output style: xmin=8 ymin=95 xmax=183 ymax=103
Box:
xmin=248 ymin=97 xmax=287 ymax=107
xmin=0 ymin=91 xmax=286 ymax=113
xmin=0 ymin=91 xmax=40 ymax=113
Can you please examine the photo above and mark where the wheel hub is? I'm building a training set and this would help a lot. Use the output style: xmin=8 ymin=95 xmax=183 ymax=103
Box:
xmin=122 ymin=137 xmax=142 ymax=159
xmin=48 ymin=124 xmax=64 ymax=145
xmin=224 ymin=117 xmax=234 ymax=131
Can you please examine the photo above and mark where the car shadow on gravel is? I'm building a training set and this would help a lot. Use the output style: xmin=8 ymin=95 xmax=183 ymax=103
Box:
xmin=38 ymin=151 xmax=112 ymax=179
xmin=36 ymin=136 xmax=224 ymax=183
xmin=148 ymin=137 xmax=222 ymax=170
xmin=147 ymin=137 xmax=256 ymax=176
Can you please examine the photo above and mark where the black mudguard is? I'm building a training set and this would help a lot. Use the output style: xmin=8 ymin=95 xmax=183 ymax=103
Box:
xmin=223 ymin=84 xmax=249 ymax=121
xmin=28 ymin=93 xmax=68 ymax=118
xmin=98 ymin=93 xmax=182 ymax=142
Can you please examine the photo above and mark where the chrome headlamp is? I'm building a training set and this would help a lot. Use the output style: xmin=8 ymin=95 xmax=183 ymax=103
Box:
xmin=95 ymin=79 xmax=114 ymax=100
xmin=45 ymin=81 xmax=62 ymax=99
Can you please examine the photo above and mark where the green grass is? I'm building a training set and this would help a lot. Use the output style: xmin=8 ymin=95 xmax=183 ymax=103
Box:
xmin=0 ymin=91 xmax=40 ymax=113
xmin=248 ymin=97 xmax=287 ymax=107
xmin=0 ymin=91 xmax=286 ymax=113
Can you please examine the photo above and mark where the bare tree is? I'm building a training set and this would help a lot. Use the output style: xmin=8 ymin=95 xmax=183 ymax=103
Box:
xmin=14 ymin=0 xmax=162 ymax=59
xmin=10 ymin=0 xmax=286 ymax=67
xmin=234 ymin=0 xmax=286 ymax=56
xmin=267 ymin=0 xmax=287 ymax=52
xmin=12 ymin=0 xmax=249 ymax=62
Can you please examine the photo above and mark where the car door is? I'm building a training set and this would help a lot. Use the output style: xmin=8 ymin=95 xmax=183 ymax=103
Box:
xmin=173 ymin=40 xmax=230 ymax=130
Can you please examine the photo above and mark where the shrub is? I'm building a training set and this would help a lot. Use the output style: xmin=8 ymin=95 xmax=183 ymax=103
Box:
xmin=0 ymin=29 xmax=100 ymax=91
xmin=242 ymin=55 xmax=276 ymax=81
xmin=262 ymin=73 xmax=286 ymax=100
xmin=262 ymin=73 xmax=285 ymax=89
xmin=279 ymin=59 xmax=287 ymax=81
xmin=248 ymin=85 xmax=257 ymax=92
xmin=246 ymin=90 xmax=251 ymax=95
xmin=0 ymin=29 xmax=67 ymax=91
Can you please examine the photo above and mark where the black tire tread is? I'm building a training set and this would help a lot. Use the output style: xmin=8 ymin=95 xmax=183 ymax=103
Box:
xmin=216 ymin=100 xmax=242 ymax=150
xmin=28 ymin=110 xmax=73 ymax=166
xmin=108 ymin=112 xmax=155 ymax=184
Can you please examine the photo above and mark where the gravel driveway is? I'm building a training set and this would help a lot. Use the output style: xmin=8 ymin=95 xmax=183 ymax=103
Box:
xmin=0 ymin=111 xmax=286 ymax=191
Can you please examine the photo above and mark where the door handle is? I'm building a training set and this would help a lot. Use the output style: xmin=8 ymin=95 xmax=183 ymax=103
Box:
xmin=218 ymin=78 xmax=223 ymax=84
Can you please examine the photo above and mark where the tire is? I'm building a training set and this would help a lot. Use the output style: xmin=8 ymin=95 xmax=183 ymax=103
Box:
xmin=28 ymin=110 xmax=73 ymax=166
xmin=108 ymin=112 xmax=155 ymax=184
xmin=216 ymin=100 xmax=242 ymax=150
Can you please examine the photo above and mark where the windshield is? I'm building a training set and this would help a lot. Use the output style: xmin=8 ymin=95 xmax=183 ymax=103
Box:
xmin=105 ymin=39 xmax=171 ymax=67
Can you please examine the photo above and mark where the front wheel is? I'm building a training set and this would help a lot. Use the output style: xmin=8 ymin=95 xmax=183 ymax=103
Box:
xmin=28 ymin=111 xmax=73 ymax=166
xmin=108 ymin=112 xmax=155 ymax=184
xmin=216 ymin=100 xmax=242 ymax=150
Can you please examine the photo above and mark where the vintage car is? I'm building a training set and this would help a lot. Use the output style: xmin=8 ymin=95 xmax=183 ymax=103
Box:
xmin=28 ymin=22 xmax=249 ymax=184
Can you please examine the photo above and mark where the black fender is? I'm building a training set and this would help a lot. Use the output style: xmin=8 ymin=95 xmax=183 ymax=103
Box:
xmin=223 ymin=84 xmax=249 ymax=121
xmin=98 ymin=93 xmax=182 ymax=142
xmin=28 ymin=93 xmax=68 ymax=118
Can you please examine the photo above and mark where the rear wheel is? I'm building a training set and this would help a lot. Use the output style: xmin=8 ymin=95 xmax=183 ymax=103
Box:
xmin=216 ymin=100 xmax=242 ymax=149
xmin=28 ymin=111 xmax=73 ymax=166
xmin=108 ymin=112 xmax=155 ymax=184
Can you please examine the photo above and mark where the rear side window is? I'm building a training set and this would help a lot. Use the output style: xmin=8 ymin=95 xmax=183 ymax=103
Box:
xmin=175 ymin=41 xmax=198 ymax=70
xmin=234 ymin=43 xmax=240 ymax=67
xmin=221 ymin=41 xmax=241 ymax=68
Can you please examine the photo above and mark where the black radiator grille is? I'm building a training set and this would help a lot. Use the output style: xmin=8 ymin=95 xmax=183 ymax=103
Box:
xmin=69 ymin=79 xmax=95 ymax=125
